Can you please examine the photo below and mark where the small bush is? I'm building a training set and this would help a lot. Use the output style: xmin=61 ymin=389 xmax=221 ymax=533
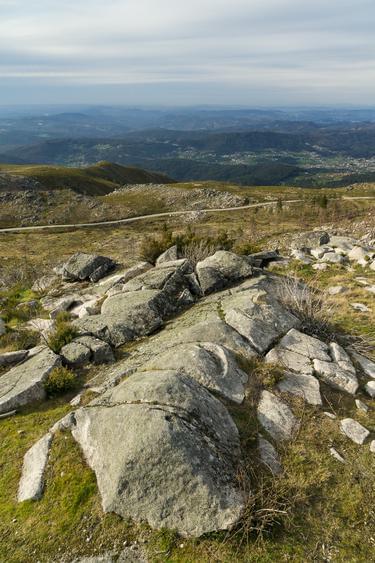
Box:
xmin=44 ymin=366 xmax=76 ymax=396
xmin=232 ymin=241 xmax=262 ymax=256
xmin=139 ymin=226 xmax=174 ymax=264
xmin=47 ymin=313 xmax=78 ymax=353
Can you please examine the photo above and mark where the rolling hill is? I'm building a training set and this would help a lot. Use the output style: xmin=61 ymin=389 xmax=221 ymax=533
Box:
xmin=0 ymin=161 xmax=175 ymax=195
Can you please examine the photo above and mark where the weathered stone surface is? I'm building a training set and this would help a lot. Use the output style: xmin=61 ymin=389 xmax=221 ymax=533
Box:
xmin=291 ymin=231 xmax=330 ymax=250
xmin=76 ymin=336 xmax=115 ymax=364
xmin=18 ymin=432 xmax=52 ymax=501
xmin=340 ymin=418 xmax=370 ymax=445
xmin=328 ymin=285 xmax=346 ymax=295
xmin=321 ymin=252 xmax=346 ymax=264
xmin=0 ymin=349 xmax=28 ymax=367
xmin=60 ymin=341 xmax=91 ymax=366
xmin=329 ymin=236 xmax=356 ymax=252
xmin=257 ymin=390 xmax=299 ymax=442
xmin=75 ymin=290 xmax=165 ymax=347
xmin=265 ymin=347 xmax=313 ymax=375
xmin=290 ymin=250 xmax=313 ymax=264
xmin=348 ymin=246 xmax=370 ymax=263
xmin=278 ymin=329 xmax=331 ymax=362
xmin=365 ymin=380 xmax=375 ymax=397
xmin=311 ymin=247 xmax=330 ymax=260
xmin=313 ymin=359 xmax=358 ymax=395
xmin=277 ymin=372 xmax=322 ymax=405
xmin=104 ymin=263 xmax=153 ymax=295
xmin=258 ymin=435 xmax=282 ymax=475
xmin=355 ymin=399 xmax=369 ymax=413
xmin=171 ymin=320 xmax=257 ymax=360
xmin=196 ymin=251 xmax=252 ymax=294
xmin=329 ymin=343 xmax=356 ymax=374
xmin=312 ymin=263 xmax=328 ymax=271
xmin=222 ymin=292 xmax=299 ymax=354
xmin=0 ymin=348 xmax=61 ymax=414
xmin=351 ymin=352 xmax=375 ymax=378
xmin=62 ymin=253 xmax=116 ymax=282
xmin=156 ymin=245 xmax=179 ymax=265
xmin=143 ymin=342 xmax=248 ymax=403
xmin=50 ymin=412 xmax=76 ymax=434
xmin=27 ymin=318 xmax=55 ymax=337
xmin=31 ymin=274 xmax=59 ymax=293
xmin=72 ymin=370 xmax=244 ymax=537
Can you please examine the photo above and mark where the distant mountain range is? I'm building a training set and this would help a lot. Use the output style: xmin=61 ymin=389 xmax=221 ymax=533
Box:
xmin=1 ymin=106 xmax=375 ymax=187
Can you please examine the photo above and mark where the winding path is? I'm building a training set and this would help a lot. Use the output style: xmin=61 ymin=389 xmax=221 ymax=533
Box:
xmin=0 ymin=196 xmax=373 ymax=234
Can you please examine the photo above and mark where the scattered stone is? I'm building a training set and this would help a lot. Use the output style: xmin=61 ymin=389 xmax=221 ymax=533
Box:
xmin=278 ymin=329 xmax=331 ymax=362
xmin=291 ymin=231 xmax=330 ymax=250
xmin=329 ymin=235 xmax=356 ymax=252
xmin=18 ymin=433 xmax=53 ymax=501
xmin=355 ymin=399 xmax=369 ymax=413
xmin=76 ymin=336 xmax=114 ymax=364
xmin=370 ymin=440 xmax=375 ymax=453
xmin=0 ymin=349 xmax=28 ymax=367
xmin=320 ymin=252 xmax=345 ymax=265
xmin=329 ymin=447 xmax=345 ymax=463
xmin=324 ymin=412 xmax=336 ymax=419
xmin=340 ymin=418 xmax=370 ymax=445
xmin=329 ymin=343 xmax=356 ymax=374
xmin=143 ymin=342 xmax=248 ymax=403
xmin=312 ymin=263 xmax=328 ymax=271
xmin=0 ymin=348 xmax=61 ymax=414
xmin=310 ymin=247 xmax=330 ymax=260
xmin=365 ymin=381 xmax=375 ymax=398
xmin=72 ymin=370 xmax=244 ymax=537
xmin=364 ymin=285 xmax=375 ymax=295
xmin=258 ymin=435 xmax=282 ymax=475
xmin=196 ymin=251 xmax=252 ymax=294
xmin=351 ymin=352 xmax=375 ymax=378
xmin=290 ymin=250 xmax=313 ymax=264
xmin=156 ymin=245 xmax=179 ymax=265
xmin=328 ymin=286 xmax=346 ymax=295
xmin=60 ymin=341 xmax=91 ymax=366
xmin=257 ymin=390 xmax=300 ymax=442
xmin=313 ymin=359 xmax=358 ymax=395
xmin=70 ymin=393 xmax=82 ymax=407
xmin=351 ymin=303 xmax=370 ymax=313
xmin=277 ymin=372 xmax=322 ymax=406
xmin=61 ymin=253 xmax=116 ymax=282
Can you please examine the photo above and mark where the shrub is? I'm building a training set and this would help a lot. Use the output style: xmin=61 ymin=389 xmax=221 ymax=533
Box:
xmin=232 ymin=241 xmax=262 ymax=256
xmin=47 ymin=313 xmax=78 ymax=353
xmin=139 ymin=226 xmax=174 ymax=264
xmin=44 ymin=366 xmax=76 ymax=396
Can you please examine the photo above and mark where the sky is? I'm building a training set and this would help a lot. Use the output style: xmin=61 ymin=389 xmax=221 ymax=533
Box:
xmin=0 ymin=0 xmax=375 ymax=106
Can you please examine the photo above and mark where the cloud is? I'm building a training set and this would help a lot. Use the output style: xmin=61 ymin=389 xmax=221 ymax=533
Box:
xmin=0 ymin=0 xmax=374 ymax=104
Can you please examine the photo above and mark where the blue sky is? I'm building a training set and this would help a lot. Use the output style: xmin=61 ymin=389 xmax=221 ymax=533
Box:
xmin=0 ymin=0 xmax=374 ymax=105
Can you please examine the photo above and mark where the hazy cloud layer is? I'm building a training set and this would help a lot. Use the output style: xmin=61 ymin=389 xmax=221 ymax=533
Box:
xmin=0 ymin=0 xmax=374 ymax=104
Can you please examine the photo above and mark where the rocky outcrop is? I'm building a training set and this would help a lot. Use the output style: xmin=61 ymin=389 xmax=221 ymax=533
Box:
xmin=0 ymin=348 xmax=61 ymax=414
xmin=196 ymin=251 xmax=252 ymax=294
xmin=143 ymin=342 xmax=248 ymax=403
xmin=72 ymin=370 xmax=245 ymax=537
xmin=61 ymin=253 xmax=116 ymax=282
